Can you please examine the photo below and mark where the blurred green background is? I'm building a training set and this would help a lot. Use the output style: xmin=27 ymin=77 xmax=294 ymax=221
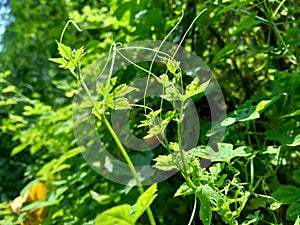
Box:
xmin=0 ymin=0 xmax=299 ymax=224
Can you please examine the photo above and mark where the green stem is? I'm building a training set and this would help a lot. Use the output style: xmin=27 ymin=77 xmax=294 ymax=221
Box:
xmin=249 ymin=158 xmax=254 ymax=192
xmin=93 ymin=110 xmax=156 ymax=225
xmin=177 ymin=101 xmax=195 ymax=189
xmin=78 ymin=67 xmax=156 ymax=225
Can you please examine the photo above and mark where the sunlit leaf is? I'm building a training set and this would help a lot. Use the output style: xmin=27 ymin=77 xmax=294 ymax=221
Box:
xmin=153 ymin=154 xmax=177 ymax=171
xmin=288 ymin=134 xmax=300 ymax=147
xmin=112 ymin=97 xmax=131 ymax=110
xmin=280 ymin=109 xmax=300 ymax=118
xmin=11 ymin=143 xmax=30 ymax=156
xmin=256 ymin=95 xmax=280 ymax=112
xmin=37 ymin=148 xmax=80 ymax=181
xmin=155 ymin=74 xmax=172 ymax=87
xmin=220 ymin=117 xmax=236 ymax=126
xmin=186 ymin=78 xmax=210 ymax=100
xmin=49 ymin=58 xmax=68 ymax=68
xmin=56 ymin=41 xmax=72 ymax=60
xmin=73 ymin=46 xmax=85 ymax=64
xmin=161 ymin=86 xmax=184 ymax=101
xmin=90 ymin=191 xmax=113 ymax=205
xmin=294 ymin=216 xmax=300 ymax=225
xmin=113 ymin=84 xmax=138 ymax=97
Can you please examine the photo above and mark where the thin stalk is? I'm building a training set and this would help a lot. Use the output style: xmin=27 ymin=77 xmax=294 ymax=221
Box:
xmin=272 ymin=0 xmax=287 ymax=19
xmin=60 ymin=20 xmax=82 ymax=43
xmin=144 ymin=11 xmax=185 ymax=115
xmin=93 ymin=110 xmax=156 ymax=225
xmin=249 ymin=158 xmax=254 ymax=192
xmin=187 ymin=195 xmax=197 ymax=225
xmin=176 ymin=101 xmax=195 ymax=189
xmin=173 ymin=8 xmax=207 ymax=57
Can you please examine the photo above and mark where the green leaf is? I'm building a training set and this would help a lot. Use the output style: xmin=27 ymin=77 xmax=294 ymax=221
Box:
xmin=221 ymin=107 xmax=260 ymax=127
xmin=216 ymin=0 xmax=252 ymax=16
xmin=107 ymin=77 xmax=118 ymax=92
xmin=220 ymin=117 xmax=236 ymax=126
xmin=21 ymin=200 xmax=54 ymax=213
xmin=37 ymin=148 xmax=80 ymax=181
xmin=174 ymin=182 xmax=194 ymax=197
xmin=211 ymin=44 xmax=236 ymax=66
xmin=153 ymin=154 xmax=177 ymax=171
xmin=161 ymin=86 xmax=184 ymax=101
xmin=232 ymin=12 xmax=259 ymax=35
xmin=143 ymin=124 xmax=165 ymax=139
xmin=95 ymin=204 xmax=133 ymax=225
xmin=242 ymin=210 xmax=262 ymax=225
xmin=265 ymin=129 xmax=293 ymax=146
xmin=186 ymin=78 xmax=210 ymax=100
xmin=263 ymin=145 xmax=281 ymax=155
xmin=112 ymin=97 xmax=131 ymax=110
xmin=90 ymin=191 xmax=114 ymax=205
xmin=255 ymin=95 xmax=280 ymax=112
xmin=97 ymin=77 xmax=118 ymax=97
xmin=133 ymin=183 xmax=157 ymax=221
xmin=49 ymin=58 xmax=68 ymax=68
xmin=200 ymin=184 xmax=222 ymax=204
xmin=238 ymin=111 xmax=260 ymax=122
xmin=293 ymin=169 xmax=300 ymax=184
xmin=138 ymin=119 xmax=150 ymax=128
xmin=95 ymin=184 xmax=157 ymax=225
xmin=73 ymin=46 xmax=85 ymax=64
xmin=143 ymin=112 xmax=173 ymax=139
xmin=166 ymin=59 xmax=180 ymax=76
xmin=2 ymin=85 xmax=16 ymax=93
xmin=56 ymin=41 xmax=72 ymax=60
xmin=96 ymin=82 xmax=106 ymax=96
xmin=0 ymin=98 xmax=17 ymax=106
xmin=169 ymin=142 xmax=179 ymax=152
xmin=199 ymin=185 xmax=236 ymax=224
xmin=191 ymin=144 xmax=250 ymax=162
xmin=255 ymin=100 xmax=271 ymax=112
xmin=189 ymin=145 xmax=215 ymax=160
xmin=286 ymin=203 xmax=300 ymax=221
xmin=155 ymin=74 xmax=172 ymax=87
xmin=96 ymin=77 xmax=134 ymax=111
xmin=148 ymin=109 xmax=163 ymax=119
xmin=271 ymin=185 xmax=300 ymax=204
xmin=20 ymin=179 xmax=40 ymax=197
xmin=198 ymin=189 xmax=212 ymax=225
xmin=79 ymin=99 xmax=94 ymax=108
xmin=21 ymin=186 xmax=67 ymax=214
xmin=295 ymin=216 xmax=300 ymax=225
xmin=280 ymin=109 xmax=300 ymax=118
xmin=212 ymin=144 xmax=250 ymax=162
xmin=113 ymin=84 xmax=138 ymax=98
xmin=11 ymin=142 xmax=30 ymax=156
xmin=288 ymin=134 xmax=300 ymax=147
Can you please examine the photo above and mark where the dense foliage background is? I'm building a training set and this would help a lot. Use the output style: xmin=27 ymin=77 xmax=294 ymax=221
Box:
xmin=0 ymin=0 xmax=299 ymax=224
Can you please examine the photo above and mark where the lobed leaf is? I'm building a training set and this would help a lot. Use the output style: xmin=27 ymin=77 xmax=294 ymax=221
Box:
xmin=271 ymin=185 xmax=300 ymax=204
xmin=56 ymin=41 xmax=72 ymax=60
